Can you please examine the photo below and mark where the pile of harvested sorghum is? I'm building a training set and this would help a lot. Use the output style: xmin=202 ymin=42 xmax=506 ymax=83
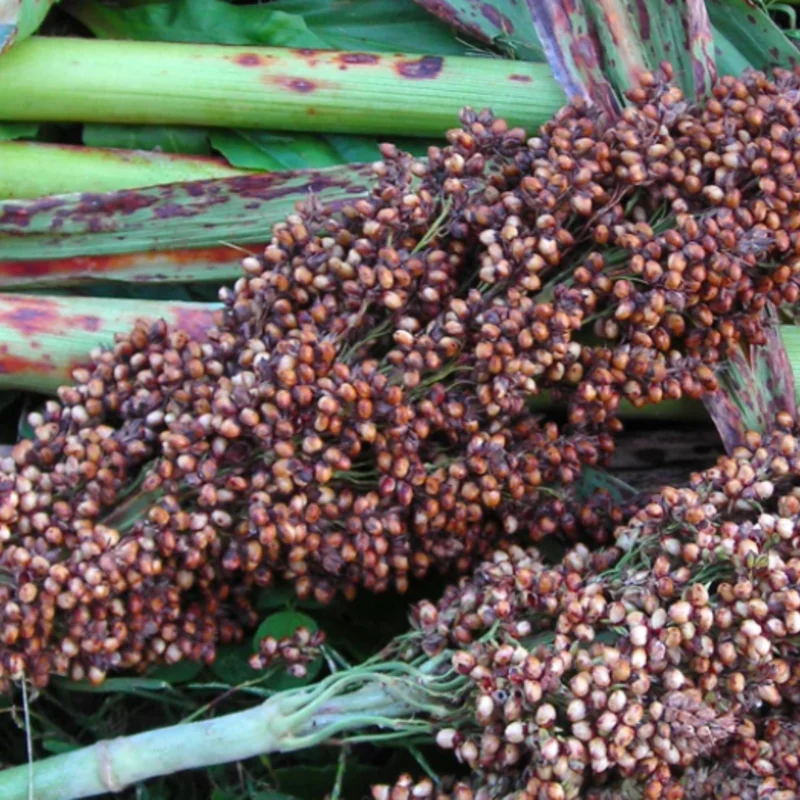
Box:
xmin=1 ymin=62 xmax=800 ymax=690
xmin=373 ymin=414 xmax=800 ymax=798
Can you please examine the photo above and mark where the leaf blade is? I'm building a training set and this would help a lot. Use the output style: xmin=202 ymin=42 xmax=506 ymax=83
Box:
xmin=706 ymin=0 xmax=799 ymax=71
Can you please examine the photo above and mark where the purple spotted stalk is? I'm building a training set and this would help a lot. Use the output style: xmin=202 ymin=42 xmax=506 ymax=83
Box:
xmin=0 ymin=37 xmax=564 ymax=136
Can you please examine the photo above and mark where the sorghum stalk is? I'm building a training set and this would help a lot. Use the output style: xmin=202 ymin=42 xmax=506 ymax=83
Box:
xmin=0 ymin=142 xmax=252 ymax=200
xmin=0 ymin=294 xmax=219 ymax=392
xmin=0 ymin=38 xmax=565 ymax=136
xmin=0 ymin=0 xmax=57 ymax=52
xmin=0 ymin=291 xmax=795 ymax=427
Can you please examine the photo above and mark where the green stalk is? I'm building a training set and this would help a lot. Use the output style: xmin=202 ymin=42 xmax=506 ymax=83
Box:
xmin=0 ymin=142 xmax=252 ymax=200
xmin=0 ymin=292 xmax=796 ymax=428
xmin=0 ymin=37 xmax=565 ymax=136
xmin=0 ymin=294 xmax=219 ymax=393
xmin=780 ymin=324 xmax=800 ymax=396
xmin=0 ymin=666 xmax=453 ymax=800
xmin=1 ymin=0 xmax=58 ymax=53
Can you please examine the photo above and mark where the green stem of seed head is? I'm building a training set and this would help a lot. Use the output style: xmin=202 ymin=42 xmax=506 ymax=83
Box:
xmin=0 ymin=656 xmax=464 ymax=800
xmin=412 ymin=196 xmax=454 ymax=254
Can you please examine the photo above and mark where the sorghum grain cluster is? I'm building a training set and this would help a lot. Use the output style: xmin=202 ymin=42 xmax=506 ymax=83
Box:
xmin=373 ymin=414 xmax=800 ymax=798
xmin=1 ymin=63 xmax=800 ymax=689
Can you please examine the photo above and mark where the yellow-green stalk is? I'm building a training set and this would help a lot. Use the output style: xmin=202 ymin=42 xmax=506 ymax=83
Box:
xmin=0 ymin=37 xmax=565 ymax=136
xmin=0 ymin=293 xmax=798 ymax=428
xmin=0 ymin=142 xmax=252 ymax=199
xmin=0 ymin=294 xmax=219 ymax=392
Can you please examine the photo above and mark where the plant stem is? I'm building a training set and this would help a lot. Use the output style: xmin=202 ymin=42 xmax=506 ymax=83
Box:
xmin=0 ymin=294 xmax=219 ymax=393
xmin=0 ymin=669 xmax=446 ymax=800
xmin=0 ymin=292 xmax=795 ymax=428
xmin=0 ymin=37 xmax=565 ymax=136
xmin=1 ymin=0 xmax=58 ymax=53
xmin=0 ymin=142 xmax=252 ymax=200
xmin=779 ymin=324 xmax=800 ymax=398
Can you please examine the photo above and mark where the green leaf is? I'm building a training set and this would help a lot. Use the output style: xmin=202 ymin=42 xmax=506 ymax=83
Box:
xmin=209 ymin=131 xmax=344 ymax=171
xmin=147 ymin=659 xmax=205 ymax=685
xmin=249 ymin=793 xmax=299 ymax=800
xmin=54 ymin=676 xmax=177 ymax=693
xmin=0 ymin=122 xmax=38 ymax=141
xmin=255 ymin=585 xmax=296 ymax=611
xmin=65 ymin=0 xmax=474 ymax=54
xmin=211 ymin=130 xmax=432 ymax=172
xmin=83 ymin=124 xmax=212 ymax=155
xmin=1 ymin=0 xmax=59 ymax=54
xmin=253 ymin=610 xmax=318 ymax=647
xmin=413 ymin=0 xmax=545 ymax=60
xmin=272 ymin=0 xmax=480 ymax=53
xmin=210 ymin=643 xmax=264 ymax=686
xmin=575 ymin=465 xmax=636 ymax=507
xmin=707 ymin=0 xmax=799 ymax=72
xmin=41 ymin=738 xmax=79 ymax=755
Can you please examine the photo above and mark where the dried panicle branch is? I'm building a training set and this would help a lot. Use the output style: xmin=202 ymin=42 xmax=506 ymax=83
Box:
xmin=1 ymin=62 xmax=800 ymax=691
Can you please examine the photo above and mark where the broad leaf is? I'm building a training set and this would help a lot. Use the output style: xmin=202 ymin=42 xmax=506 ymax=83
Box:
xmin=209 ymin=130 xmax=373 ymax=172
xmin=84 ymin=124 xmax=213 ymax=156
xmin=0 ymin=121 xmax=37 ymax=141
xmin=65 ymin=0 xmax=474 ymax=53
xmin=210 ymin=643 xmax=264 ymax=686
xmin=147 ymin=660 xmax=205 ymax=685
xmin=253 ymin=610 xmax=318 ymax=648
xmin=210 ymin=130 xmax=430 ymax=171
xmin=252 ymin=610 xmax=323 ymax=691
xmin=412 ymin=0 xmax=545 ymax=60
